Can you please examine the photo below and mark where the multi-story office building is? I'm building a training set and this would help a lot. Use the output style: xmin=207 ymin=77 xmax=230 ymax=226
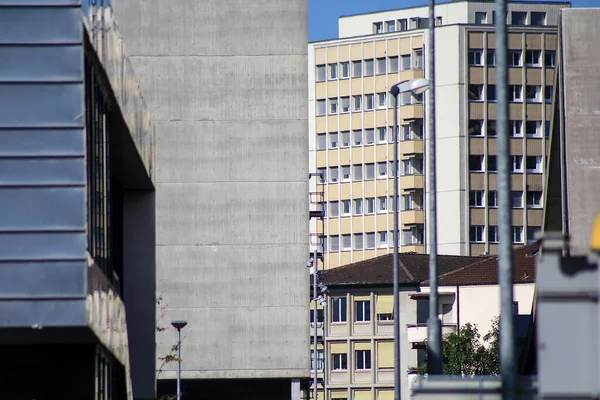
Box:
xmin=309 ymin=0 xmax=569 ymax=267
xmin=112 ymin=1 xmax=310 ymax=399
xmin=0 ymin=2 xmax=155 ymax=399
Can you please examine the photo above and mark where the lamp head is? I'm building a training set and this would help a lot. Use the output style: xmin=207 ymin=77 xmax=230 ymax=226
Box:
xmin=409 ymin=78 xmax=430 ymax=95
xmin=171 ymin=320 xmax=188 ymax=330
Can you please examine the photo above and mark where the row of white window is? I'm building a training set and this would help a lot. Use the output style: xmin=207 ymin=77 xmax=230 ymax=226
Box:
xmin=469 ymin=190 xmax=543 ymax=209
xmin=468 ymin=49 xmax=555 ymax=68
xmin=316 ymin=159 xmax=423 ymax=184
xmin=322 ymin=227 xmax=425 ymax=253
xmin=469 ymin=119 xmax=550 ymax=138
xmin=468 ymin=84 xmax=552 ymax=103
xmin=320 ymin=193 xmax=423 ymax=218
xmin=316 ymin=52 xmax=423 ymax=82
xmin=316 ymin=91 xmax=422 ymax=116
xmin=469 ymin=155 xmax=544 ymax=174
xmin=316 ymin=122 xmax=423 ymax=150
xmin=372 ymin=16 xmax=441 ymax=34
xmin=312 ymin=349 xmax=371 ymax=371
xmin=470 ymin=225 xmax=540 ymax=244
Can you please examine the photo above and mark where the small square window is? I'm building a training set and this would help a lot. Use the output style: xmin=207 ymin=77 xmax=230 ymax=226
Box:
xmin=341 ymin=165 xmax=351 ymax=181
xmin=486 ymin=50 xmax=496 ymax=66
xmin=545 ymin=86 xmax=553 ymax=103
xmin=487 ymin=155 xmax=497 ymax=172
xmin=364 ymin=59 xmax=374 ymax=76
xmin=378 ymin=196 xmax=387 ymax=213
xmin=366 ymin=232 xmax=376 ymax=249
xmin=329 ymin=132 xmax=338 ymax=149
xmin=329 ymin=167 xmax=339 ymax=183
xmin=328 ymin=63 xmax=338 ymax=80
xmin=353 ymin=95 xmax=362 ymax=111
xmin=316 ymin=99 xmax=326 ymax=116
xmin=329 ymin=98 xmax=338 ymax=114
xmin=511 ymin=11 xmax=527 ymax=25
xmin=487 ymin=84 xmax=497 ymax=101
xmin=526 ymin=156 xmax=542 ymax=173
xmin=527 ymin=191 xmax=543 ymax=208
xmin=468 ymin=50 xmax=483 ymax=66
xmin=512 ymin=155 xmax=523 ymax=172
xmin=525 ymin=50 xmax=541 ymax=67
xmin=366 ymin=198 xmax=375 ymax=214
xmin=354 ymin=198 xmax=363 ymax=215
xmin=353 ymin=130 xmax=363 ymax=146
xmin=377 ymin=92 xmax=387 ymax=109
xmin=374 ymin=22 xmax=383 ymax=34
xmin=340 ymin=62 xmax=350 ymax=79
xmin=342 ymin=234 xmax=352 ymax=250
xmin=352 ymin=60 xmax=362 ymax=78
xmin=509 ymin=51 xmax=522 ymax=67
xmin=353 ymin=233 xmax=363 ymax=250
xmin=329 ymin=235 xmax=340 ymax=252
xmin=342 ymin=199 xmax=351 ymax=216
xmin=377 ymin=162 xmax=388 ymax=178
xmin=316 ymin=65 xmax=326 ymax=82
xmin=365 ymin=163 xmax=375 ymax=180
xmin=475 ymin=12 xmax=487 ymax=24
xmin=469 ymin=120 xmax=483 ymax=136
xmin=378 ymin=231 xmax=388 ymax=248
xmin=470 ymin=226 xmax=484 ymax=242
xmin=510 ymin=85 xmax=523 ymax=102
xmin=468 ymin=84 xmax=483 ymax=101
xmin=469 ymin=155 xmax=484 ymax=172
xmin=352 ymin=164 xmax=363 ymax=181
xmin=365 ymin=129 xmax=375 ymax=145
xmin=377 ymin=127 xmax=387 ymax=143
xmin=511 ymin=120 xmax=523 ymax=137
xmin=340 ymin=96 xmax=350 ymax=113
xmin=401 ymin=54 xmax=411 ymax=71
xmin=386 ymin=20 xmax=396 ymax=32
xmin=365 ymin=94 xmax=374 ymax=110
xmin=355 ymin=349 xmax=371 ymax=370
xmin=527 ymin=226 xmax=541 ymax=243
xmin=486 ymin=120 xmax=496 ymax=137
xmin=531 ymin=12 xmax=546 ymax=26
xmin=469 ymin=190 xmax=484 ymax=207
xmin=389 ymin=56 xmax=399 ymax=73
xmin=488 ymin=190 xmax=498 ymax=207
xmin=316 ymin=134 xmax=326 ymax=150
xmin=511 ymin=191 xmax=523 ymax=208
xmin=329 ymin=201 xmax=339 ymax=217
xmin=376 ymin=58 xmax=387 ymax=75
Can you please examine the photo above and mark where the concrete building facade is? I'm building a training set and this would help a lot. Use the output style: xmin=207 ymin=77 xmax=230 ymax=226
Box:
xmin=111 ymin=1 xmax=310 ymax=398
xmin=309 ymin=1 xmax=569 ymax=267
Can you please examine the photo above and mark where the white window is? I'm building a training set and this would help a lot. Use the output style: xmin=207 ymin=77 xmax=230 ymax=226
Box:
xmin=386 ymin=20 xmax=396 ymax=32
xmin=488 ymin=226 xmax=499 ymax=243
xmin=342 ymin=199 xmax=351 ymax=216
xmin=316 ymin=99 xmax=326 ymax=116
xmin=400 ymin=54 xmax=411 ymax=71
xmin=511 ymin=11 xmax=527 ymax=25
xmin=378 ymin=196 xmax=387 ymax=213
xmin=353 ymin=164 xmax=363 ymax=181
xmin=525 ymin=50 xmax=541 ymax=67
xmin=340 ymin=61 xmax=350 ymax=79
xmin=468 ymin=84 xmax=484 ymax=101
xmin=317 ymin=167 xmax=326 ymax=183
xmin=513 ymin=226 xmax=524 ymax=243
xmin=511 ymin=191 xmax=523 ymax=208
xmin=413 ymin=49 xmax=423 ymax=69
xmin=354 ymin=198 xmax=363 ymax=215
xmin=341 ymin=165 xmax=351 ymax=181
xmin=468 ymin=50 xmax=483 ymax=66
xmin=475 ymin=11 xmax=487 ymax=24
xmin=330 ymin=235 xmax=340 ymax=252
xmin=342 ymin=234 xmax=352 ymax=250
xmin=545 ymin=86 xmax=553 ymax=103
xmin=398 ymin=18 xmax=407 ymax=31
xmin=373 ymin=22 xmax=383 ymax=34
xmin=511 ymin=120 xmax=523 ymax=137
xmin=329 ymin=132 xmax=338 ymax=149
xmin=364 ymin=59 xmax=374 ymax=76
xmin=545 ymin=51 xmax=555 ymax=68
xmin=531 ymin=12 xmax=546 ymax=26
xmin=377 ymin=162 xmax=387 ymax=178
xmin=340 ymin=96 xmax=350 ymax=113
xmin=469 ymin=155 xmax=484 ymax=172
xmin=353 ymin=233 xmax=363 ymax=250
xmin=353 ymin=95 xmax=362 ymax=111
xmin=366 ymin=232 xmax=376 ymax=249
xmin=316 ymin=133 xmax=326 ymax=150
xmin=365 ymin=94 xmax=374 ymax=110
xmin=329 ymin=166 xmax=339 ymax=183
xmin=488 ymin=190 xmax=498 ymax=207
xmin=527 ymin=191 xmax=543 ymax=208
xmin=377 ymin=92 xmax=387 ymax=109
xmin=328 ymin=63 xmax=338 ymax=80
xmin=332 ymin=296 xmax=347 ymax=322
xmin=377 ymin=127 xmax=387 ymax=143
xmin=470 ymin=226 xmax=484 ymax=242
xmin=486 ymin=50 xmax=496 ymax=66
xmin=316 ymin=65 xmax=326 ymax=82
xmin=355 ymin=300 xmax=370 ymax=321
xmin=365 ymin=163 xmax=375 ymax=180
xmin=526 ymin=121 xmax=542 ymax=137
xmin=355 ymin=349 xmax=371 ymax=370
xmin=353 ymin=130 xmax=363 ymax=146
xmin=469 ymin=190 xmax=484 ymax=207
xmin=378 ymin=231 xmax=388 ymax=248
xmin=508 ymin=51 xmax=522 ymax=67
xmin=311 ymin=349 xmax=324 ymax=371
xmin=329 ymin=98 xmax=338 ymax=114
xmin=510 ymin=85 xmax=523 ymax=102
xmin=436 ymin=16 xmax=443 ymax=26
xmin=526 ymin=156 xmax=542 ymax=173
xmin=365 ymin=129 xmax=375 ymax=145
xmin=389 ymin=56 xmax=399 ymax=72
xmin=376 ymin=57 xmax=386 ymax=75
xmin=526 ymin=85 xmax=542 ymax=103
xmin=512 ymin=155 xmax=523 ymax=172
xmin=366 ymin=198 xmax=375 ymax=214
xmin=400 ymin=92 xmax=412 ymax=106
xmin=341 ymin=131 xmax=350 ymax=147
xmin=332 ymin=353 xmax=347 ymax=370
xmin=329 ymin=201 xmax=339 ymax=217
xmin=352 ymin=60 xmax=362 ymax=77
xmin=488 ymin=156 xmax=498 ymax=172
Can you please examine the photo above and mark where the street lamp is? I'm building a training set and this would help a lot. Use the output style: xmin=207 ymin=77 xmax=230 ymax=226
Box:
xmin=171 ymin=320 xmax=188 ymax=400
xmin=389 ymin=78 xmax=430 ymax=400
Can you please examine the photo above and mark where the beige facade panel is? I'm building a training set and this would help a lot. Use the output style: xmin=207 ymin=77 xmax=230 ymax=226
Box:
xmin=470 ymin=208 xmax=485 ymax=225
xmin=412 ymin=35 xmax=423 ymax=49
xmin=488 ymin=244 xmax=499 ymax=255
xmin=376 ymin=214 xmax=388 ymax=229
xmin=328 ymin=219 xmax=339 ymax=235
xmin=331 ymin=391 xmax=349 ymax=399
xmin=489 ymin=208 xmax=497 ymax=225
xmin=364 ymin=111 xmax=375 ymax=129
xmin=400 ymin=175 xmax=424 ymax=190
xmin=339 ymin=45 xmax=350 ymax=62
xmin=363 ymin=215 xmax=376 ymax=231
xmin=352 ymin=182 xmax=363 ymax=196
xmin=364 ymin=180 xmax=375 ymax=195
xmin=470 ymin=173 xmax=484 ymax=190
xmin=375 ymin=41 xmax=387 ymax=58
xmin=508 ymin=33 xmax=522 ymax=50
xmin=545 ymin=104 xmax=552 ymax=116
xmin=316 ymin=116 xmax=327 ymax=133
xmin=509 ymin=103 xmax=523 ymax=120
xmin=488 ymin=103 xmax=496 ymax=120
xmin=388 ymin=73 xmax=399 ymax=88
xmin=364 ymin=249 xmax=377 ymax=259
xmin=376 ymin=295 xmax=393 ymax=314
xmin=353 ymin=217 xmax=364 ymax=233
xmin=340 ymin=219 xmax=351 ymax=236
xmin=376 ymin=182 xmax=389 ymax=197
xmin=513 ymin=209 xmax=524 ymax=225
xmin=328 ymin=115 xmax=339 ymax=131
xmin=525 ymin=34 xmax=543 ymax=50
xmin=511 ymin=174 xmax=524 ymax=190
xmin=545 ymin=34 xmax=557 ymax=51
xmin=316 ymin=82 xmax=327 ymax=99
xmin=376 ymin=145 xmax=388 ymax=162
xmin=527 ymin=209 xmax=543 ymax=226
xmin=470 ymin=67 xmax=484 ymax=85
xmin=488 ymin=173 xmax=497 ymax=189
xmin=363 ymin=76 xmax=375 ymax=93
xmin=403 ymin=244 xmax=424 ymax=253
xmin=527 ymin=174 xmax=544 ymax=191
xmin=364 ymin=148 xmax=375 ymax=164
xmin=354 ymin=391 xmax=371 ymax=400
xmin=327 ymin=149 xmax=339 ymax=164
xmin=469 ymin=138 xmax=485 ymax=154
xmin=376 ymin=76 xmax=387 ymax=93
xmin=340 ymin=182 xmax=351 ymax=199
xmin=387 ymin=39 xmax=399 ymax=56
xmin=339 ymin=114 xmax=351 ymax=131
xmin=377 ymin=341 xmax=394 ymax=368
xmin=315 ymin=48 xmax=327 ymax=65
xmin=487 ymin=33 xmax=496 ymax=49
xmin=363 ymin=42 xmax=374 ymax=58
xmin=400 ymin=38 xmax=411 ymax=55
xmin=339 ymin=80 xmax=350 ymax=97
xmin=526 ymin=139 xmax=543 ymax=156
xmin=351 ymin=43 xmax=362 ymax=60
xmin=508 ymin=68 xmax=522 ymax=85
xmin=352 ymin=113 xmax=362 ymax=129
xmin=327 ymin=81 xmax=338 ymax=97
xmin=470 ymin=103 xmax=484 ymax=119
xmin=327 ymin=186 xmax=340 ymax=202
xmin=488 ymin=138 xmax=497 ymax=155
xmin=351 ymin=79 xmax=363 ymax=95
xmin=526 ymin=68 xmax=542 ymax=85
xmin=509 ymin=138 xmax=523 ymax=155
xmin=470 ymin=243 xmax=485 ymax=255
xmin=377 ymin=390 xmax=394 ymax=400
xmin=402 ymin=210 xmax=424 ymax=225
xmin=330 ymin=342 xmax=348 ymax=354
xmin=469 ymin=32 xmax=484 ymax=49
xmin=400 ymin=69 xmax=423 ymax=81
xmin=526 ymin=104 xmax=543 ymax=121
xmin=351 ymin=147 xmax=363 ymax=164
xmin=375 ymin=110 xmax=389 ymax=125
xmin=400 ymin=105 xmax=423 ymax=121
xmin=327 ymin=46 xmax=338 ymax=62
xmin=340 ymin=149 xmax=351 ymax=165
xmin=354 ymin=342 xmax=371 ymax=351
xmin=316 ymin=151 xmax=327 ymax=168
xmin=487 ymin=68 xmax=496 ymax=85
xmin=328 ymin=255 xmax=340 ymax=269
xmin=400 ymin=140 xmax=424 ymax=156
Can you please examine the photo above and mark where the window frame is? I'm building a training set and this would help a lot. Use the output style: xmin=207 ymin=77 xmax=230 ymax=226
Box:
xmin=332 ymin=297 xmax=347 ymax=323
xmin=355 ymin=349 xmax=372 ymax=370
xmin=355 ymin=300 xmax=371 ymax=322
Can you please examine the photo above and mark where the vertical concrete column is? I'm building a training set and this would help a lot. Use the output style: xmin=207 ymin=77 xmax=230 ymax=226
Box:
xmin=291 ymin=379 xmax=302 ymax=400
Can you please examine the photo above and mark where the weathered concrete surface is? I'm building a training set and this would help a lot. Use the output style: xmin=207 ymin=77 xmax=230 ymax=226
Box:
xmin=112 ymin=0 xmax=309 ymax=380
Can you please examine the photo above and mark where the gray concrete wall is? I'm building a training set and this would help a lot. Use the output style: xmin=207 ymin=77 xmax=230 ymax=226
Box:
xmin=112 ymin=0 xmax=310 ymax=380
xmin=560 ymin=9 xmax=600 ymax=253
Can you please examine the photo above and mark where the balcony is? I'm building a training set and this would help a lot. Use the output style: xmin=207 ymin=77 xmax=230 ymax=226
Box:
xmin=407 ymin=323 xmax=457 ymax=348
xmin=400 ymin=174 xmax=424 ymax=191
xmin=400 ymin=104 xmax=424 ymax=122
xmin=401 ymin=209 xmax=424 ymax=225
xmin=400 ymin=140 xmax=424 ymax=156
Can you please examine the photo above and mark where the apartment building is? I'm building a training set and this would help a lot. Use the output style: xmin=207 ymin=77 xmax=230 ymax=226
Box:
xmin=309 ymin=0 xmax=569 ymax=267
xmin=313 ymin=244 xmax=536 ymax=400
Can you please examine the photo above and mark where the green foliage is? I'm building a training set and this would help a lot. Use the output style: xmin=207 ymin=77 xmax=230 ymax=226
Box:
xmin=413 ymin=317 xmax=500 ymax=376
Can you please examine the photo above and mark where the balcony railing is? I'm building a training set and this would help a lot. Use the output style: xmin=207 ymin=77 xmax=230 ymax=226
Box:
xmin=407 ymin=323 xmax=458 ymax=348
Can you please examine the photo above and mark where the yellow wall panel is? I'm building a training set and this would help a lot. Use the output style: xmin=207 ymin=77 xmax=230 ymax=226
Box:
xmin=526 ymin=104 xmax=543 ymax=121
xmin=340 ymin=251 xmax=352 ymax=265
xmin=508 ymin=33 xmax=522 ymax=50
xmin=470 ymin=173 xmax=484 ymax=190
xmin=327 ymin=46 xmax=338 ymax=62
xmin=545 ymin=34 xmax=557 ymax=51
xmin=545 ymin=68 xmax=554 ymax=85
xmin=470 ymin=102 xmax=484 ymax=119
xmin=339 ymin=79 xmax=350 ymax=97
xmin=330 ymin=342 xmax=349 ymax=353
xmin=510 ymin=174 xmax=524 ymax=190
xmin=469 ymin=32 xmax=484 ymax=48
xmin=316 ymin=82 xmax=327 ymax=99
xmin=339 ymin=45 xmax=350 ymax=62
xmin=352 ymin=147 xmax=363 ymax=163
xmin=363 ymin=76 xmax=375 ymax=92
xmin=316 ymin=116 xmax=327 ymax=133
xmin=387 ymin=39 xmax=399 ymax=56
xmin=327 ymin=254 xmax=340 ymax=269
xmin=340 ymin=148 xmax=351 ymax=165
xmin=487 ymin=32 xmax=496 ymax=49
xmin=375 ymin=76 xmax=387 ymax=92
xmin=353 ymin=218 xmax=364 ymax=233
xmin=412 ymin=35 xmax=423 ymax=49
xmin=375 ymin=41 xmax=387 ymax=57
xmin=352 ymin=182 xmax=363 ymax=195
xmin=315 ymin=48 xmax=326 ymax=65
xmin=470 ymin=208 xmax=485 ymax=225
xmin=339 ymin=114 xmax=350 ymax=131
xmin=328 ymin=116 xmax=338 ymax=131
xmin=340 ymin=182 xmax=351 ymax=199
xmin=364 ymin=250 xmax=377 ymax=259
xmin=375 ymin=110 xmax=388 ymax=126
xmin=377 ymin=390 xmax=394 ymax=400
xmin=340 ymin=217 xmax=351 ymax=233
xmin=363 ymin=42 xmax=374 ymax=58
xmin=328 ymin=219 xmax=339 ymax=235
xmin=400 ymin=38 xmax=411 ymax=54
xmin=331 ymin=391 xmax=349 ymax=399
xmin=508 ymin=67 xmax=522 ymax=85
xmin=351 ymin=78 xmax=363 ymax=95
xmin=526 ymin=139 xmax=543 ymax=156
xmin=470 ymin=67 xmax=484 ymax=84
xmin=509 ymin=138 xmax=524 ymax=155
xmin=355 ymin=342 xmax=371 ymax=351
xmin=512 ymin=209 xmax=524 ymax=225
xmin=376 ymin=214 xmax=388 ymax=229
xmin=363 ymin=215 xmax=375 ymax=232
xmin=527 ymin=209 xmax=543 ymax=225
xmin=316 ymin=151 xmax=327 ymax=168
xmin=352 ymin=113 xmax=363 ymax=129
xmin=376 ymin=183 xmax=389 ymax=197
xmin=364 ymin=111 xmax=375 ymax=128
xmin=509 ymin=103 xmax=523 ymax=120
xmin=526 ymin=34 xmax=542 ymax=50
xmin=351 ymin=43 xmax=363 ymax=60
xmin=526 ymin=68 xmax=542 ymax=85
xmin=327 ymin=81 xmax=338 ymax=97
xmin=377 ymin=341 xmax=394 ymax=368
xmin=376 ymin=145 xmax=388 ymax=162
xmin=487 ymin=138 xmax=497 ymax=155
xmin=527 ymin=173 xmax=543 ymax=191
xmin=487 ymin=68 xmax=496 ymax=85
xmin=364 ymin=180 xmax=376 ymax=195
xmin=354 ymin=391 xmax=372 ymax=400
xmin=489 ymin=208 xmax=497 ymax=225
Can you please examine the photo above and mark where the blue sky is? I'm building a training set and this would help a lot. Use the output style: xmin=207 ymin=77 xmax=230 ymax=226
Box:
xmin=308 ymin=0 xmax=600 ymax=42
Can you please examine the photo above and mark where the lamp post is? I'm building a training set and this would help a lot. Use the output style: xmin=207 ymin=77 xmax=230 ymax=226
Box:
xmin=171 ymin=320 xmax=188 ymax=400
xmin=389 ymin=78 xmax=429 ymax=400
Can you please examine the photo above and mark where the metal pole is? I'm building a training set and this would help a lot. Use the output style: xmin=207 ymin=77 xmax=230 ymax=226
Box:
xmin=391 ymin=90 xmax=401 ymax=400
xmin=177 ymin=328 xmax=181 ymax=400
xmin=427 ymin=0 xmax=442 ymax=375
xmin=313 ymin=250 xmax=318 ymax=400
xmin=495 ymin=0 xmax=516 ymax=399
